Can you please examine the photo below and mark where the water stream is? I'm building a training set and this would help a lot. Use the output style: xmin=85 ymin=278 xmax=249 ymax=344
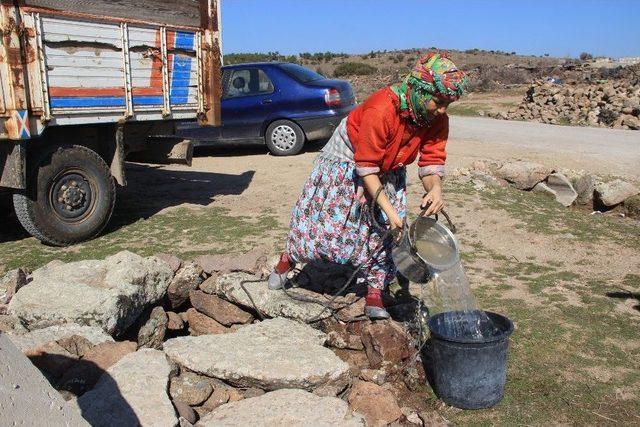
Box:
xmin=422 ymin=261 xmax=500 ymax=340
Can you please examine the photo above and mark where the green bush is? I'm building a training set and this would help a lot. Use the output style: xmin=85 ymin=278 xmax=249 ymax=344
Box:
xmin=333 ymin=62 xmax=378 ymax=77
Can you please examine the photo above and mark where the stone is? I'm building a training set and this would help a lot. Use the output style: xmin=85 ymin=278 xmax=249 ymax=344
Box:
xmin=203 ymin=272 xmax=357 ymax=323
xmin=179 ymin=416 xmax=195 ymax=427
xmin=361 ymin=320 xmax=411 ymax=369
xmin=227 ymin=388 xmax=243 ymax=402
xmin=334 ymin=349 xmax=371 ymax=375
xmin=164 ymin=317 xmax=350 ymax=391
xmin=189 ymin=290 xmax=253 ymax=326
xmin=167 ymin=311 xmax=186 ymax=330
xmin=0 ymin=314 xmax=18 ymax=333
xmin=73 ymin=349 xmax=177 ymax=426
xmin=418 ymin=410 xmax=451 ymax=427
xmin=532 ymin=182 xmax=556 ymax=198
xmin=58 ymin=341 xmax=137 ymax=396
xmin=194 ymin=247 xmax=269 ymax=277
xmin=623 ymin=195 xmax=640 ymax=218
xmin=348 ymin=380 xmax=402 ymax=426
xmin=0 ymin=334 xmax=89 ymax=426
xmin=359 ymin=369 xmax=387 ymax=386
xmin=168 ymin=262 xmax=204 ymax=309
xmin=155 ymin=253 xmax=183 ymax=273
xmin=595 ymin=179 xmax=640 ymax=207
xmin=8 ymin=251 xmax=173 ymax=336
xmin=173 ymin=400 xmax=198 ymax=425
xmin=325 ymin=322 xmax=364 ymax=351
xmin=0 ymin=268 xmax=27 ymax=304
xmin=185 ymin=308 xmax=229 ymax=336
xmin=574 ymin=174 xmax=596 ymax=205
xmin=546 ymin=173 xmax=578 ymax=206
xmin=137 ymin=306 xmax=168 ymax=349
xmin=240 ymin=387 xmax=265 ymax=399
xmin=170 ymin=372 xmax=213 ymax=406
xmin=197 ymin=389 xmax=365 ymax=426
xmin=7 ymin=324 xmax=114 ymax=353
xmin=56 ymin=334 xmax=95 ymax=357
xmin=622 ymin=114 xmax=640 ymax=130
xmin=495 ymin=161 xmax=553 ymax=190
xmin=200 ymin=387 xmax=229 ymax=411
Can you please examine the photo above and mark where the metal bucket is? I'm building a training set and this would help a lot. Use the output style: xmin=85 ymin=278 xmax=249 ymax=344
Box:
xmin=392 ymin=211 xmax=459 ymax=283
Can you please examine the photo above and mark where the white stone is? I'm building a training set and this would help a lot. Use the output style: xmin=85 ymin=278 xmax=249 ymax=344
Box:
xmin=202 ymin=272 xmax=335 ymax=323
xmin=72 ymin=349 xmax=177 ymax=427
xmin=0 ymin=334 xmax=89 ymax=426
xmin=7 ymin=323 xmax=114 ymax=352
xmin=8 ymin=251 xmax=173 ymax=336
xmin=546 ymin=173 xmax=578 ymax=206
xmin=197 ymin=389 xmax=365 ymax=427
xmin=164 ymin=318 xmax=350 ymax=391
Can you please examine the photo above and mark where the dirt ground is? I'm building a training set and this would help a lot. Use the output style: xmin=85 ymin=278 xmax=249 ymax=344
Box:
xmin=1 ymin=117 xmax=639 ymax=424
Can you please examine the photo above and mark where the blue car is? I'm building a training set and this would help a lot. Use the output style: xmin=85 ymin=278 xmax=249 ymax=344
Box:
xmin=179 ymin=62 xmax=356 ymax=155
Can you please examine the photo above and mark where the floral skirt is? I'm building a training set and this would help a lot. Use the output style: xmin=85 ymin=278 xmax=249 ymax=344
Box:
xmin=285 ymin=155 xmax=407 ymax=290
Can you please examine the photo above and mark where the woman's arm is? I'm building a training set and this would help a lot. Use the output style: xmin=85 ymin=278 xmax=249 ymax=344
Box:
xmin=421 ymin=174 xmax=443 ymax=216
xmin=362 ymin=173 xmax=404 ymax=230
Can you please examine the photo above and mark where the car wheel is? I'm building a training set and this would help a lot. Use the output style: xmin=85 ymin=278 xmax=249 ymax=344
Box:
xmin=265 ymin=120 xmax=305 ymax=156
xmin=13 ymin=145 xmax=116 ymax=246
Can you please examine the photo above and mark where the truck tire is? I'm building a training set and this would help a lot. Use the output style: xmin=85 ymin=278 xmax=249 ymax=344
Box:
xmin=13 ymin=145 xmax=116 ymax=246
xmin=265 ymin=120 xmax=305 ymax=156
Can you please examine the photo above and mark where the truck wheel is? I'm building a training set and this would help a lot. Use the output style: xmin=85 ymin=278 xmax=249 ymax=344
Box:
xmin=265 ymin=120 xmax=305 ymax=156
xmin=13 ymin=145 xmax=116 ymax=246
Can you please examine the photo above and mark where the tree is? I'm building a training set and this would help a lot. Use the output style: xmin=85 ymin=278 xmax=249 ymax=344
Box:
xmin=579 ymin=52 xmax=593 ymax=61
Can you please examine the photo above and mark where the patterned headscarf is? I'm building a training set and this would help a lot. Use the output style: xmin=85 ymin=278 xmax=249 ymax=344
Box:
xmin=391 ymin=52 xmax=468 ymax=125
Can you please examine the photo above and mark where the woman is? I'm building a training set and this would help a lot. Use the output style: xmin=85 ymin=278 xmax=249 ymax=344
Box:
xmin=269 ymin=52 xmax=468 ymax=319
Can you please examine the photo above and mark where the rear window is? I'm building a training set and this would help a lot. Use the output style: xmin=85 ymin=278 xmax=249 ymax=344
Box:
xmin=278 ymin=64 xmax=324 ymax=83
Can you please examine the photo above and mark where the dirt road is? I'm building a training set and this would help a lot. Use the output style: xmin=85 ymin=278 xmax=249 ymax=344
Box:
xmin=448 ymin=116 xmax=640 ymax=179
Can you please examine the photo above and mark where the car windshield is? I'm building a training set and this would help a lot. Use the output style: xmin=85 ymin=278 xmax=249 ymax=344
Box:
xmin=278 ymin=63 xmax=324 ymax=82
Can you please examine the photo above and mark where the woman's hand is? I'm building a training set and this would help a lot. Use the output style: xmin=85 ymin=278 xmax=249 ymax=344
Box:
xmin=421 ymin=186 xmax=444 ymax=216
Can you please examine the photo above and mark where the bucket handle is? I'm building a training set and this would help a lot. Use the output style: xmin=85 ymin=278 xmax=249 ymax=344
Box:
xmin=419 ymin=197 xmax=457 ymax=234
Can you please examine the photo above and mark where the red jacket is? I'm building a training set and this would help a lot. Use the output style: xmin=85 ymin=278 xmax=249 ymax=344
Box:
xmin=346 ymin=87 xmax=448 ymax=178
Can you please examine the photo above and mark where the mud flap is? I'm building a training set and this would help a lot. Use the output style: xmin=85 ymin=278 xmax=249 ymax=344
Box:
xmin=126 ymin=137 xmax=194 ymax=166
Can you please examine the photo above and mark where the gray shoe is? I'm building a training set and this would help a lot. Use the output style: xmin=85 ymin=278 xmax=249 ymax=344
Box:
xmin=365 ymin=305 xmax=390 ymax=320
xmin=267 ymin=271 xmax=288 ymax=290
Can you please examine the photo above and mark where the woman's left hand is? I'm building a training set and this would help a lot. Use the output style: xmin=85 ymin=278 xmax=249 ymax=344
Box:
xmin=421 ymin=187 xmax=444 ymax=216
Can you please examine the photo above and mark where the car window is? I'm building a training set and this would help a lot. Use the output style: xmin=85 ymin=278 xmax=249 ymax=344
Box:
xmin=224 ymin=68 xmax=274 ymax=98
xmin=278 ymin=63 xmax=324 ymax=83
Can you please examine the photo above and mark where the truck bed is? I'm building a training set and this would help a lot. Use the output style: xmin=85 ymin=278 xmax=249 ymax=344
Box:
xmin=0 ymin=0 xmax=221 ymax=140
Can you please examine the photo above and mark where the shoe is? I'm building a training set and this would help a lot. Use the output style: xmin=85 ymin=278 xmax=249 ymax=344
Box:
xmin=365 ymin=288 xmax=390 ymax=320
xmin=268 ymin=252 xmax=293 ymax=290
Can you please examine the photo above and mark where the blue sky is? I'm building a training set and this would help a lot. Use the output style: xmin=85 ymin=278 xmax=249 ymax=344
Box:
xmin=220 ymin=0 xmax=640 ymax=59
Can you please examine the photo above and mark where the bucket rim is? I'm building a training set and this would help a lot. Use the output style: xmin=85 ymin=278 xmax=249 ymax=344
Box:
xmin=427 ymin=310 xmax=514 ymax=344
xmin=409 ymin=217 xmax=461 ymax=271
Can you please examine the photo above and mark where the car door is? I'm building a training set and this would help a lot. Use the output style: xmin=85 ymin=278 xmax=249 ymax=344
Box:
xmin=221 ymin=67 xmax=276 ymax=140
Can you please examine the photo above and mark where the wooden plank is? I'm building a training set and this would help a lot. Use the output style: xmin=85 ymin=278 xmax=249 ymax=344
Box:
xmin=23 ymin=0 xmax=201 ymax=28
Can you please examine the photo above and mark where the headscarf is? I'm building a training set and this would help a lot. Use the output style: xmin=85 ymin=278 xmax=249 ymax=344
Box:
xmin=391 ymin=52 xmax=468 ymax=125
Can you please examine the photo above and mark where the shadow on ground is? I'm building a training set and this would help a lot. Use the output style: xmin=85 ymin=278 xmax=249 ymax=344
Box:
xmin=606 ymin=290 xmax=640 ymax=312
xmin=0 ymin=162 xmax=256 ymax=243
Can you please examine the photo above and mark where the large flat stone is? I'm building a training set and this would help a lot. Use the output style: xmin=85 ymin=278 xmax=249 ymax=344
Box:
xmin=0 ymin=334 xmax=89 ymax=426
xmin=7 ymin=323 xmax=114 ymax=353
xmin=595 ymin=179 xmax=640 ymax=207
xmin=8 ymin=251 xmax=173 ymax=336
xmin=202 ymin=272 xmax=356 ymax=323
xmin=72 ymin=349 xmax=177 ymax=427
xmin=164 ymin=318 xmax=350 ymax=391
xmin=495 ymin=161 xmax=553 ymax=190
xmin=197 ymin=389 xmax=365 ymax=426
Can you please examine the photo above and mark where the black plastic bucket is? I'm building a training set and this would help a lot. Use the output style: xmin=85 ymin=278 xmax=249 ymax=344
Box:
xmin=425 ymin=310 xmax=514 ymax=409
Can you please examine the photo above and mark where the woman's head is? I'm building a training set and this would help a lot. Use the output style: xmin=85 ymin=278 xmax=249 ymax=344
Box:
xmin=392 ymin=52 xmax=467 ymax=125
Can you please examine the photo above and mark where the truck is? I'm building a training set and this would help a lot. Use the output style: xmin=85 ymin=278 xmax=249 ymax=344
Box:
xmin=0 ymin=0 xmax=222 ymax=245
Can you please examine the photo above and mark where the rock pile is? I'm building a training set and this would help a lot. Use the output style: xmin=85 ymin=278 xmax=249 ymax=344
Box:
xmin=456 ymin=160 xmax=640 ymax=216
xmin=2 ymin=249 xmax=433 ymax=426
xmin=500 ymin=79 xmax=640 ymax=129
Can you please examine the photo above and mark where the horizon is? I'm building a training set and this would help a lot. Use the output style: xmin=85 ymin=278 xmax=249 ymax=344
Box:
xmin=220 ymin=0 xmax=640 ymax=60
